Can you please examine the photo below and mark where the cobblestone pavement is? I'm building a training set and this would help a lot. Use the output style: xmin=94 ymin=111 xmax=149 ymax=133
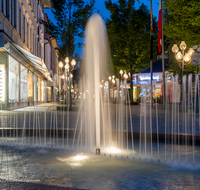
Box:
xmin=0 ymin=181 xmax=86 ymax=190
xmin=0 ymin=145 xmax=199 ymax=190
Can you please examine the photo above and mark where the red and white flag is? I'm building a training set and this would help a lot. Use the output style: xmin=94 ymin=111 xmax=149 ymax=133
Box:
xmin=158 ymin=0 xmax=162 ymax=53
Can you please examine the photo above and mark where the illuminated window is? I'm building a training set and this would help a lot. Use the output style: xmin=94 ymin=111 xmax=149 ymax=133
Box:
xmin=20 ymin=64 xmax=27 ymax=102
xmin=0 ymin=64 xmax=6 ymax=103
xmin=34 ymin=75 xmax=38 ymax=101
xmin=28 ymin=71 xmax=33 ymax=102
xmin=9 ymin=56 xmax=19 ymax=102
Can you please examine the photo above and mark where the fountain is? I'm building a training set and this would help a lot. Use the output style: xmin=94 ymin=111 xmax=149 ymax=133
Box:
xmin=0 ymin=13 xmax=200 ymax=189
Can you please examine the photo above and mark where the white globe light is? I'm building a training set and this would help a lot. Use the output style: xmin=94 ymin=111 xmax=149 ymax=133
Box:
xmin=180 ymin=41 xmax=187 ymax=50
xmin=188 ymin=48 xmax=194 ymax=56
xmin=65 ymin=57 xmax=69 ymax=63
xmin=172 ymin=44 xmax=179 ymax=54
xmin=71 ymin=59 xmax=76 ymax=67
xmin=65 ymin=63 xmax=69 ymax=70
xmin=183 ymin=53 xmax=190 ymax=62
xmin=59 ymin=61 xmax=63 ymax=68
xmin=175 ymin=51 xmax=183 ymax=61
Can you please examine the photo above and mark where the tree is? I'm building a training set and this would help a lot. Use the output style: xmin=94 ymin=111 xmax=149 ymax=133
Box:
xmin=40 ymin=0 xmax=95 ymax=106
xmin=41 ymin=0 xmax=95 ymax=60
xmin=105 ymin=0 xmax=158 ymax=103
xmin=163 ymin=0 xmax=200 ymax=77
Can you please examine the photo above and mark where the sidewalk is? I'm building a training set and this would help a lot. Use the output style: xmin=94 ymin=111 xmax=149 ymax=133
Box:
xmin=12 ymin=103 xmax=58 ymax=112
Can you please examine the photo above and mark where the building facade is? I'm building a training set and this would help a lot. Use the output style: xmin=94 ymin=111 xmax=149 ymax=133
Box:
xmin=0 ymin=0 xmax=53 ymax=110
xmin=44 ymin=13 xmax=59 ymax=102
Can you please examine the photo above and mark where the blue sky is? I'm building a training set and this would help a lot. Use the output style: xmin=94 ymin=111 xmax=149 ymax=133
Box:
xmin=44 ymin=0 xmax=159 ymax=56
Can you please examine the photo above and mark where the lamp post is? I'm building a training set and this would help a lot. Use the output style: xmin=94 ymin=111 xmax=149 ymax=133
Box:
xmin=172 ymin=41 xmax=194 ymax=77
xmin=58 ymin=61 xmax=64 ymax=102
xmin=108 ymin=75 xmax=115 ymax=103
xmin=119 ymin=70 xmax=130 ymax=80
xmin=64 ymin=57 xmax=76 ymax=107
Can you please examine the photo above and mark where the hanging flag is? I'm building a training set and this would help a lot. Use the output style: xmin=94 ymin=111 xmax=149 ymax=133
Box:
xmin=158 ymin=0 xmax=162 ymax=53
xmin=150 ymin=0 xmax=153 ymax=60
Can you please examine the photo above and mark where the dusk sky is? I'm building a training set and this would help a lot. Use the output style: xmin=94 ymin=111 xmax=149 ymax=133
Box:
xmin=44 ymin=0 xmax=159 ymax=56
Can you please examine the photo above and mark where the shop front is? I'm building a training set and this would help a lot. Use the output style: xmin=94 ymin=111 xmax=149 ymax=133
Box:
xmin=133 ymin=73 xmax=168 ymax=102
xmin=0 ymin=42 xmax=52 ymax=110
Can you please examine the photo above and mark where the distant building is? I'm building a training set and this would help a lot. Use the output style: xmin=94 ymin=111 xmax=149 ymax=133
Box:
xmin=0 ymin=0 xmax=53 ymax=110
xmin=132 ymin=54 xmax=170 ymax=101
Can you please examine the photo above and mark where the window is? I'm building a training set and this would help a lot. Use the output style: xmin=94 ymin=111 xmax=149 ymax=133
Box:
xmin=35 ymin=38 xmax=37 ymax=56
xmin=1 ymin=0 xmax=4 ymax=14
xmin=9 ymin=56 xmax=19 ymax=102
xmin=30 ymin=28 xmax=32 ymax=52
xmin=23 ymin=16 xmax=25 ymax=43
xmin=27 ymin=23 xmax=29 ymax=48
xmin=0 ymin=64 xmax=6 ymax=103
xmin=33 ymin=33 xmax=34 ymax=54
xmin=11 ymin=0 xmax=16 ymax=27
xmin=6 ymin=0 xmax=9 ymax=20
xmin=20 ymin=64 xmax=27 ymax=102
xmin=40 ymin=80 xmax=44 ymax=101
xmin=19 ymin=8 xmax=21 ymax=36
xmin=34 ymin=75 xmax=38 ymax=101
xmin=28 ymin=71 xmax=33 ymax=102
xmin=14 ymin=0 xmax=16 ymax=28
xmin=47 ymin=87 xmax=51 ymax=102
xmin=38 ymin=77 xmax=41 ymax=101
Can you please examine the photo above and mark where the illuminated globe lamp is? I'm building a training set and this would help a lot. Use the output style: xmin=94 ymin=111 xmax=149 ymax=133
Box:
xmin=65 ymin=63 xmax=69 ymax=71
xmin=172 ymin=41 xmax=194 ymax=76
xmin=108 ymin=75 xmax=116 ymax=103
xmin=71 ymin=59 xmax=76 ymax=68
xmin=119 ymin=70 xmax=130 ymax=80
xmin=59 ymin=61 xmax=64 ymax=69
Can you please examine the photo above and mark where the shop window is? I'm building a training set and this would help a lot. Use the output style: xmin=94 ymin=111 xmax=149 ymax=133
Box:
xmin=34 ymin=75 xmax=38 ymax=101
xmin=37 ymin=78 xmax=44 ymax=101
xmin=48 ymin=87 xmax=51 ymax=102
xmin=40 ymin=80 xmax=44 ymax=101
xmin=28 ymin=71 xmax=33 ymax=102
xmin=0 ymin=64 xmax=6 ymax=103
xmin=9 ymin=56 xmax=19 ymax=102
xmin=38 ymin=77 xmax=41 ymax=101
xmin=20 ymin=64 xmax=27 ymax=102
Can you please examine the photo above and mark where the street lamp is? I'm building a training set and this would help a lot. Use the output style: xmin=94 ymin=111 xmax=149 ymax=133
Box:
xmin=58 ymin=61 xmax=64 ymax=102
xmin=108 ymin=75 xmax=115 ymax=103
xmin=119 ymin=70 xmax=130 ymax=80
xmin=172 ymin=41 xmax=194 ymax=77
xmin=64 ymin=57 xmax=76 ymax=106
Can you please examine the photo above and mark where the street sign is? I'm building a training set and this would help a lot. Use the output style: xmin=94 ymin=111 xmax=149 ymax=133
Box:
xmin=191 ymin=53 xmax=200 ymax=65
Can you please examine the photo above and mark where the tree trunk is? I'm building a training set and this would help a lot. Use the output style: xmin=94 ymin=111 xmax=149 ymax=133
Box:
xmin=130 ymin=65 xmax=133 ymax=104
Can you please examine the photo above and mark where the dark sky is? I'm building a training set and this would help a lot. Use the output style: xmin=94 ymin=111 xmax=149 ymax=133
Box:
xmin=44 ymin=0 xmax=159 ymax=56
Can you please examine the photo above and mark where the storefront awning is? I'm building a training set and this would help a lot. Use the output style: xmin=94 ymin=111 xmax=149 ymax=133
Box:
xmin=3 ymin=42 xmax=52 ymax=82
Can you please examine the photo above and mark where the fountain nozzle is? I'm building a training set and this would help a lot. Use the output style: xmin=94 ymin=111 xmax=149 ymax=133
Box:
xmin=96 ymin=148 xmax=101 ymax=154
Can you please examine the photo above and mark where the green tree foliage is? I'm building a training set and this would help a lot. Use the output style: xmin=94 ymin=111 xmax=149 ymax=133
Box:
xmin=105 ymin=0 xmax=158 ymax=102
xmin=163 ymin=0 xmax=200 ymax=77
xmin=40 ymin=0 xmax=95 ymax=62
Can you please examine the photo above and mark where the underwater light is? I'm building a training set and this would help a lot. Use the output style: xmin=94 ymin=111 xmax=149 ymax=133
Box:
xmin=73 ymin=155 xmax=88 ymax=161
xmin=109 ymin=147 xmax=121 ymax=154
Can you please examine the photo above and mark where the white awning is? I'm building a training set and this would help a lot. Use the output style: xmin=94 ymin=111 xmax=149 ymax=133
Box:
xmin=9 ymin=42 xmax=52 ymax=82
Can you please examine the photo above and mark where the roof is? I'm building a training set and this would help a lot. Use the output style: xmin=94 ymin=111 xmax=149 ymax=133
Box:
xmin=142 ymin=59 xmax=169 ymax=73
xmin=41 ymin=0 xmax=52 ymax=9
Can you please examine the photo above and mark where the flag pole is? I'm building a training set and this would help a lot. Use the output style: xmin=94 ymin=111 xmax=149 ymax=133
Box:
xmin=150 ymin=0 xmax=153 ymax=108
xmin=161 ymin=0 xmax=165 ymax=109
